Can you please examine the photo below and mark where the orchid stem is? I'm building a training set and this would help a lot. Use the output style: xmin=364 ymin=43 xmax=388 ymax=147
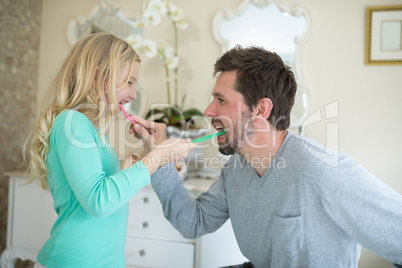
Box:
xmin=173 ymin=22 xmax=179 ymax=107
xmin=165 ymin=64 xmax=172 ymax=119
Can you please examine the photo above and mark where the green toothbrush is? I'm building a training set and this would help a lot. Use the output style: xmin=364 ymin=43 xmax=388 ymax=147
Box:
xmin=191 ymin=130 xmax=226 ymax=143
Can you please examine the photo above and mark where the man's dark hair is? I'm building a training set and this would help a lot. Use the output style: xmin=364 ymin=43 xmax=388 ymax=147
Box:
xmin=214 ymin=45 xmax=297 ymax=130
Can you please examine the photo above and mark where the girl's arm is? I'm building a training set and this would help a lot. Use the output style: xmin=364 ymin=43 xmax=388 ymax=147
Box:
xmin=52 ymin=111 xmax=196 ymax=218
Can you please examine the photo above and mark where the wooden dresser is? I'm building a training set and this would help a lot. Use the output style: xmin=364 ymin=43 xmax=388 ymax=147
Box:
xmin=1 ymin=173 xmax=247 ymax=268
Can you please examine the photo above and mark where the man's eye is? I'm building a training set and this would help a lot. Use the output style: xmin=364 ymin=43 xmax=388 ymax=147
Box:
xmin=218 ymin=98 xmax=225 ymax=103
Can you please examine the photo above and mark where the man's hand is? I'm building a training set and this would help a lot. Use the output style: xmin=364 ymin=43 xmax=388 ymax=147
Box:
xmin=128 ymin=115 xmax=167 ymax=153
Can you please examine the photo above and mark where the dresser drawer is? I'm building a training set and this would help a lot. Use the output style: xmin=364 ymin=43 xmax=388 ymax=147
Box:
xmin=125 ymin=237 xmax=194 ymax=268
xmin=127 ymin=212 xmax=191 ymax=242
xmin=130 ymin=187 xmax=162 ymax=214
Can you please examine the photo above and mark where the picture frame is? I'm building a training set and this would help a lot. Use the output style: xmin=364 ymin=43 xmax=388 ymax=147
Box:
xmin=365 ymin=6 xmax=402 ymax=65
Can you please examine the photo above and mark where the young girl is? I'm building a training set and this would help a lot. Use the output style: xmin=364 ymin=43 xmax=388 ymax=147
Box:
xmin=25 ymin=33 xmax=196 ymax=268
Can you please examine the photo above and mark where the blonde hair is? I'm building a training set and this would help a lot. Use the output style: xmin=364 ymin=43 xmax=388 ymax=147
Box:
xmin=24 ymin=33 xmax=140 ymax=189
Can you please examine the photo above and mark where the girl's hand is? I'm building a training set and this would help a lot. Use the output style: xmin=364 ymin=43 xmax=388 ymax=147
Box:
xmin=141 ymin=138 xmax=198 ymax=175
xmin=128 ymin=115 xmax=167 ymax=152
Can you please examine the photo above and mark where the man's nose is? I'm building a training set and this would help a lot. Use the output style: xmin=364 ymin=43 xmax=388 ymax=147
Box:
xmin=204 ymin=101 xmax=217 ymax=117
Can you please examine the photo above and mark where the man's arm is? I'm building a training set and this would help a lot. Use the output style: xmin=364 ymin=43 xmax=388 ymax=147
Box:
xmin=151 ymin=163 xmax=230 ymax=239
xmin=319 ymin=157 xmax=402 ymax=265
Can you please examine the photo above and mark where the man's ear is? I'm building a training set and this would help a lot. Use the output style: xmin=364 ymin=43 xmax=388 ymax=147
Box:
xmin=255 ymin=98 xmax=273 ymax=120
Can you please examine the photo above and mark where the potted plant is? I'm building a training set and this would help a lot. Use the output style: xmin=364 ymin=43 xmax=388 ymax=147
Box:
xmin=126 ymin=0 xmax=208 ymax=176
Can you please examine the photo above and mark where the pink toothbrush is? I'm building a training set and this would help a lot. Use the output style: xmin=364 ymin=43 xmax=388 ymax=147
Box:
xmin=119 ymin=104 xmax=136 ymax=125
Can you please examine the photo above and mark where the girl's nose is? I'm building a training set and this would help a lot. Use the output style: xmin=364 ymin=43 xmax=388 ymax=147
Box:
xmin=129 ymin=90 xmax=137 ymax=100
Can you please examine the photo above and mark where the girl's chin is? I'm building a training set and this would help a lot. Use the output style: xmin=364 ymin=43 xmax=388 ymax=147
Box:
xmin=118 ymin=102 xmax=125 ymax=111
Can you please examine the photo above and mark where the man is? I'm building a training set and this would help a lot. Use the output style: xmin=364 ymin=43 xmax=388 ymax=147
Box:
xmin=132 ymin=46 xmax=402 ymax=267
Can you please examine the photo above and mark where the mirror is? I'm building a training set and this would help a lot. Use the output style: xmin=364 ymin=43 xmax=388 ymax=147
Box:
xmin=67 ymin=1 xmax=142 ymax=46
xmin=213 ymin=0 xmax=311 ymax=129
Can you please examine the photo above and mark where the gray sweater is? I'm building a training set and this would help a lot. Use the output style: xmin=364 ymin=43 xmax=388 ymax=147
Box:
xmin=151 ymin=133 xmax=402 ymax=267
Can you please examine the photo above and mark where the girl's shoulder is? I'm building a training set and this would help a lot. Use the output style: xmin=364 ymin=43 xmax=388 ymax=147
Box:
xmin=53 ymin=110 xmax=92 ymax=130
xmin=51 ymin=110 xmax=97 ymax=142
xmin=55 ymin=109 xmax=88 ymax=123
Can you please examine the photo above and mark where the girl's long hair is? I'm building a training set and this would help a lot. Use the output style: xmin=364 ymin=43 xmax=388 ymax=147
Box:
xmin=24 ymin=33 xmax=140 ymax=190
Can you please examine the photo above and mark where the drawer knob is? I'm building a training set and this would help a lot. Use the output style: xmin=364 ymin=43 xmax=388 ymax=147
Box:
xmin=140 ymin=222 xmax=149 ymax=229
xmin=141 ymin=197 xmax=149 ymax=204
xmin=138 ymin=249 xmax=146 ymax=257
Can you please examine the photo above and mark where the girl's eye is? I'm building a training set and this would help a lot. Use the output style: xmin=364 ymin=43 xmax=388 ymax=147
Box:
xmin=128 ymin=81 xmax=133 ymax=86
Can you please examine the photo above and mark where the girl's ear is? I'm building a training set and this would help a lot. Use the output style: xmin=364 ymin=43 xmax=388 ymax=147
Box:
xmin=255 ymin=97 xmax=273 ymax=120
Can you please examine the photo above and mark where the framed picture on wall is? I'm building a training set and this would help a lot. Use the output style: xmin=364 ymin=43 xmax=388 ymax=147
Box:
xmin=365 ymin=6 xmax=402 ymax=65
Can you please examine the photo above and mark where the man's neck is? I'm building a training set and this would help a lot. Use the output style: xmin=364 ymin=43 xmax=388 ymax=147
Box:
xmin=239 ymin=130 xmax=288 ymax=177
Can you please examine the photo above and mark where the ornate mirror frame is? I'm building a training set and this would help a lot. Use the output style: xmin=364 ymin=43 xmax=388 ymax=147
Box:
xmin=213 ymin=0 xmax=312 ymax=129
xmin=67 ymin=1 xmax=141 ymax=46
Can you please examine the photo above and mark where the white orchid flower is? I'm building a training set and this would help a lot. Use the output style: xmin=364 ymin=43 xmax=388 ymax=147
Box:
xmin=148 ymin=0 xmax=167 ymax=16
xmin=126 ymin=34 xmax=143 ymax=50
xmin=166 ymin=2 xmax=177 ymax=13
xmin=158 ymin=41 xmax=178 ymax=69
xmin=176 ymin=19 xmax=188 ymax=30
xmin=160 ymin=40 xmax=174 ymax=54
xmin=123 ymin=1 xmax=190 ymax=111
xmin=142 ymin=39 xmax=158 ymax=58
xmin=165 ymin=56 xmax=179 ymax=70
xmin=143 ymin=8 xmax=161 ymax=26
xmin=160 ymin=49 xmax=173 ymax=61
xmin=169 ymin=7 xmax=184 ymax=22
xmin=134 ymin=19 xmax=145 ymax=28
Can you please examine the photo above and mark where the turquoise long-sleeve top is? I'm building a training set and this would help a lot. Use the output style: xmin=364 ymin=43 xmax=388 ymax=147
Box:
xmin=37 ymin=110 xmax=150 ymax=268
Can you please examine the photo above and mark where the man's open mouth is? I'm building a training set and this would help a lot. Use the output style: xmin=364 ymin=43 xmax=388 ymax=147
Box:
xmin=212 ymin=120 xmax=226 ymax=138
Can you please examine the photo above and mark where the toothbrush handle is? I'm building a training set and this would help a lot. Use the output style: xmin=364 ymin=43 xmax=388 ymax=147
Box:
xmin=191 ymin=131 xmax=225 ymax=143
xmin=119 ymin=104 xmax=136 ymax=125
xmin=126 ymin=115 xmax=136 ymax=125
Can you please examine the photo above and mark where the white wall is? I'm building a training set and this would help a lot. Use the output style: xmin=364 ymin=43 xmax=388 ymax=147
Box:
xmin=38 ymin=0 xmax=402 ymax=267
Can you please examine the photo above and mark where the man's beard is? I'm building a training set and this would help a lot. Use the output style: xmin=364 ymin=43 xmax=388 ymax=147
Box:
xmin=218 ymin=111 xmax=255 ymax=156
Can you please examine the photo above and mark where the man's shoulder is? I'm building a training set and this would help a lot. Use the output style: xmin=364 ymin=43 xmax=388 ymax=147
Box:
xmin=286 ymin=133 xmax=341 ymax=168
